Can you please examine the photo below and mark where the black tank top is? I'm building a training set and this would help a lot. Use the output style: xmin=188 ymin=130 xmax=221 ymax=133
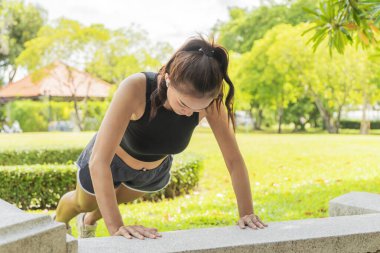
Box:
xmin=119 ymin=72 xmax=199 ymax=162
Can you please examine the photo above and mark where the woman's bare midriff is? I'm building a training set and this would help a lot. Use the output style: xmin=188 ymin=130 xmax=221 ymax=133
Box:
xmin=115 ymin=145 xmax=167 ymax=171
xmin=111 ymin=74 xmax=166 ymax=171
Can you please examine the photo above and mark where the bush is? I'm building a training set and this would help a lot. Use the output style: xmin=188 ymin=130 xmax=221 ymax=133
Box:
xmin=141 ymin=153 xmax=204 ymax=202
xmin=81 ymin=101 xmax=109 ymax=131
xmin=0 ymin=164 xmax=76 ymax=210
xmin=0 ymin=148 xmax=83 ymax=165
xmin=0 ymin=154 xmax=204 ymax=210
xmin=7 ymin=100 xmax=109 ymax=132
xmin=340 ymin=120 xmax=380 ymax=129
xmin=9 ymin=100 xmax=49 ymax=132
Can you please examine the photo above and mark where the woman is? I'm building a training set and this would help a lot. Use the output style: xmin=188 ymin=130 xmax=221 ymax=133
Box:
xmin=54 ymin=35 xmax=268 ymax=239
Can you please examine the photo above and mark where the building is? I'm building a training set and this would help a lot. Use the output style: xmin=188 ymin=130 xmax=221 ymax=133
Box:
xmin=0 ymin=61 xmax=112 ymax=103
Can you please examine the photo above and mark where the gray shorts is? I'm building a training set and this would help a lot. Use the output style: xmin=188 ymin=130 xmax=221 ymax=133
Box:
xmin=74 ymin=133 xmax=173 ymax=196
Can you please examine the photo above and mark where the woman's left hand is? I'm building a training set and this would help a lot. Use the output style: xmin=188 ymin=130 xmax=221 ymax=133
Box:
xmin=236 ymin=213 xmax=268 ymax=229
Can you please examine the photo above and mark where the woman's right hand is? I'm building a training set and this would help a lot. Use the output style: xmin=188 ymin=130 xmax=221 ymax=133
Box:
xmin=112 ymin=225 xmax=162 ymax=240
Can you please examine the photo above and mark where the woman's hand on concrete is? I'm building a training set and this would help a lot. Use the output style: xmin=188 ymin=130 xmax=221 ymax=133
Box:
xmin=112 ymin=225 xmax=162 ymax=239
xmin=237 ymin=213 xmax=268 ymax=229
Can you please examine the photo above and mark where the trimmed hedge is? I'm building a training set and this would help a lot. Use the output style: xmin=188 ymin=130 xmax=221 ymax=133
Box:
xmin=0 ymin=148 xmax=83 ymax=165
xmin=340 ymin=120 xmax=380 ymax=129
xmin=0 ymin=154 xmax=204 ymax=210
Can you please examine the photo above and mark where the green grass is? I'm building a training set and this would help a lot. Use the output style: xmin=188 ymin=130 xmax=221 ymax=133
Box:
xmin=3 ymin=128 xmax=379 ymax=238
xmin=0 ymin=131 xmax=94 ymax=150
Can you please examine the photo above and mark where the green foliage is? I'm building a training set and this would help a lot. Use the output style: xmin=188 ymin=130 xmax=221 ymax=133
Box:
xmin=283 ymin=96 xmax=320 ymax=131
xmin=215 ymin=0 xmax=317 ymax=53
xmin=16 ymin=18 xmax=111 ymax=71
xmin=0 ymin=105 xmax=5 ymax=124
xmin=9 ymin=99 xmax=49 ymax=131
xmin=340 ymin=120 xmax=380 ymax=129
xmin=6 ymin=100 xmax=109 ymax=132
xmin=0 ymin=0 xmax=46 ymax=82
xmin=232 ymin=22 xmax=380 ymax=133
xmin=15 ymin=17 xmax=172 ymax=86
xmin=0 ymin=154 xmax=204 ymax=210
xmin=233 ymin=23 xmax=314 ymax=132
xmin=303 ymin=0 xmax=380 ymax=54
xmin=85 ymin=27 xmax=172 ymax=84
xmin=81 ymin=100 xmax=109 ymax=131
xmin=0 ymin=164 xmax=76 ymax=210
xmin=0 ymin=148 xmax=82 ymax=165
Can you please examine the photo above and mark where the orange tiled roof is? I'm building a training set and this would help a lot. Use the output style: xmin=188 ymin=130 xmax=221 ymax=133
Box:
xmin=0 ymin=61 xmax=112 ymax=98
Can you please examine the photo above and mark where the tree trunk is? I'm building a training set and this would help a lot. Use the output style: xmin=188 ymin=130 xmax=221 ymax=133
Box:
xmin=73 ymin=96 xmax=83 ymax=131
xmin=252 ymin=107 xmax=263 ymax=130
xmin=248 ymin=109 xmax=255 ymax=131
xmin=360 ymin=94 xmax=370 ymax=135
xmin=336 ymin=108 xmax=342 ymax=134
xmin=278 ymin=106 xmax=283 ymax=134
xmin=313 ymin=97 xmax=338 ymax=133
xmin=8 ymin=67 xmax=18 ymax=84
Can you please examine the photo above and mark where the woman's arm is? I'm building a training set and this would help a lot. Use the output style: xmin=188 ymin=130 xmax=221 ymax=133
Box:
xmin=88 ymin=73 xmax=143 ymax=235
xmin=205 ymin=101 xmax=268 ymax=229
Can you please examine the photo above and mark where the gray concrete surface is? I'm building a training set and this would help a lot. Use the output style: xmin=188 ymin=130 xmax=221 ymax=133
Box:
xmin=0 ymin=199 xmax=76 ymax=253
xmin=78 ymin=213 xmax=380 ymax=253
xmin=329 ymin=191 xmax=380 ymax=216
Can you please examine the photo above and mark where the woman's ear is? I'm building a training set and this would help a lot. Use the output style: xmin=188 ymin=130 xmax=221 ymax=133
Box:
xmin=165 ymin=73 xmax=170 ymax=87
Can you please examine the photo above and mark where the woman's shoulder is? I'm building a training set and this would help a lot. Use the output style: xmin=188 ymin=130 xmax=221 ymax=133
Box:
xmin=120 ymin=72 xmax=145 ymax=87
xmin=120 ymin=71 xmax=158 ymax=94
xmin=116 ymin=73 xmax=149 ymax=120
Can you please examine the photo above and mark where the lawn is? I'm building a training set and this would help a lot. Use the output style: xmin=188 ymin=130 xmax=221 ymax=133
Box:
xmin=1 ymin=128 xmax=379 ymax=238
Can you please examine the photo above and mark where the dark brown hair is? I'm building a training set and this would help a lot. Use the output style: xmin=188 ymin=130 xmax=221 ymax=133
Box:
xmin=150 ymin=34 xmax=235 ymax=130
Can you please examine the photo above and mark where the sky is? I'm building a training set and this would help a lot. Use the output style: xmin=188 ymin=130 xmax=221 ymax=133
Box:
xmin=24 ymin=0 xmax=262 ymax=49
xmin=12 ymin=0 xmax=269 ymax=82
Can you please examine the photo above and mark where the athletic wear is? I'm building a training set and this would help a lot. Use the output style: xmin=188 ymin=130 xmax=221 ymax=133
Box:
xmin=119 ymin=72 xmax=199 ymax=162
xmin=75 ymin=132 xmax=173 ymax=194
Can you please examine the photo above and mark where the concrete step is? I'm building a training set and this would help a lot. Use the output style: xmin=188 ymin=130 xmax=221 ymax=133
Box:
xmin=78 ymin=213 xmax=380 ymax=253
xmin=329 ymin=191 xmax=380 ymax=216
xmin=0 ymin=199 xmax=74 ymax=253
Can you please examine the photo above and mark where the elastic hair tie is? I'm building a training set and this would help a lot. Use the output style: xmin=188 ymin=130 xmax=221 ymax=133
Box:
xmin=198 ymin=47 xmax=215 ymax=57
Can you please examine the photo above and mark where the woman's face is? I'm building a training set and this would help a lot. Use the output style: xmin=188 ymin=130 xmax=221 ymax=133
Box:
xmin=165 ymin=74 xmax=215 ymax=117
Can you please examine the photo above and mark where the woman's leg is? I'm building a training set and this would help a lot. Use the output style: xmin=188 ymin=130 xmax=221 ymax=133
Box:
xmin=83 ymin=184 xmax=146 ymax=225
xmin=55 ymin=182 xmax=99 ymax=227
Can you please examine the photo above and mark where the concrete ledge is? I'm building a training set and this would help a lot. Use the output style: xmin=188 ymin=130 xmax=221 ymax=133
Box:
xmin=67 ymin=234 xmax=78 ymax=253
xmin=2 ymin=192 xmax=379 ymax=253
xmin=0 ymin=199 xmax=75 ymax=253
xmin=329 ymin=191 xmax=380 ymax=216
xmin=78 ymin=213 xmax=380 ymax=253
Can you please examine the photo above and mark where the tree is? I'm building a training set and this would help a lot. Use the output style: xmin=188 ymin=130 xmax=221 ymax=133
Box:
xmin=348 ymin=47 xmax=380 ymax=134
xmin=85 ymin=26 xmax=172 ymax=85
xmin=214 ymin=0 xmax=317 ymax=54
xmin=232 ymin=23 xmax=378 ymax=133
xmin=306 ymin=47 xmax=358 ymax=133
xmin=234 ymin=24 xmax=315 ymax=133
xmin=283 ymin=96 xmax=320 ymax=132
xmin=16 ymin=18 xmax=112 ymax=131
xmin=0 ymin=0 xmax=46 ymax=84
xmin=304 ymin=0 xmax=380 ymax=54
xmin=16 ymin=18 xmax=170 ymax=131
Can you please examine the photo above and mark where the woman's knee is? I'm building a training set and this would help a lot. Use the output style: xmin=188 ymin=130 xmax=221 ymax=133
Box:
xmin=74 ymin=183 xmax=98 ymax=212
